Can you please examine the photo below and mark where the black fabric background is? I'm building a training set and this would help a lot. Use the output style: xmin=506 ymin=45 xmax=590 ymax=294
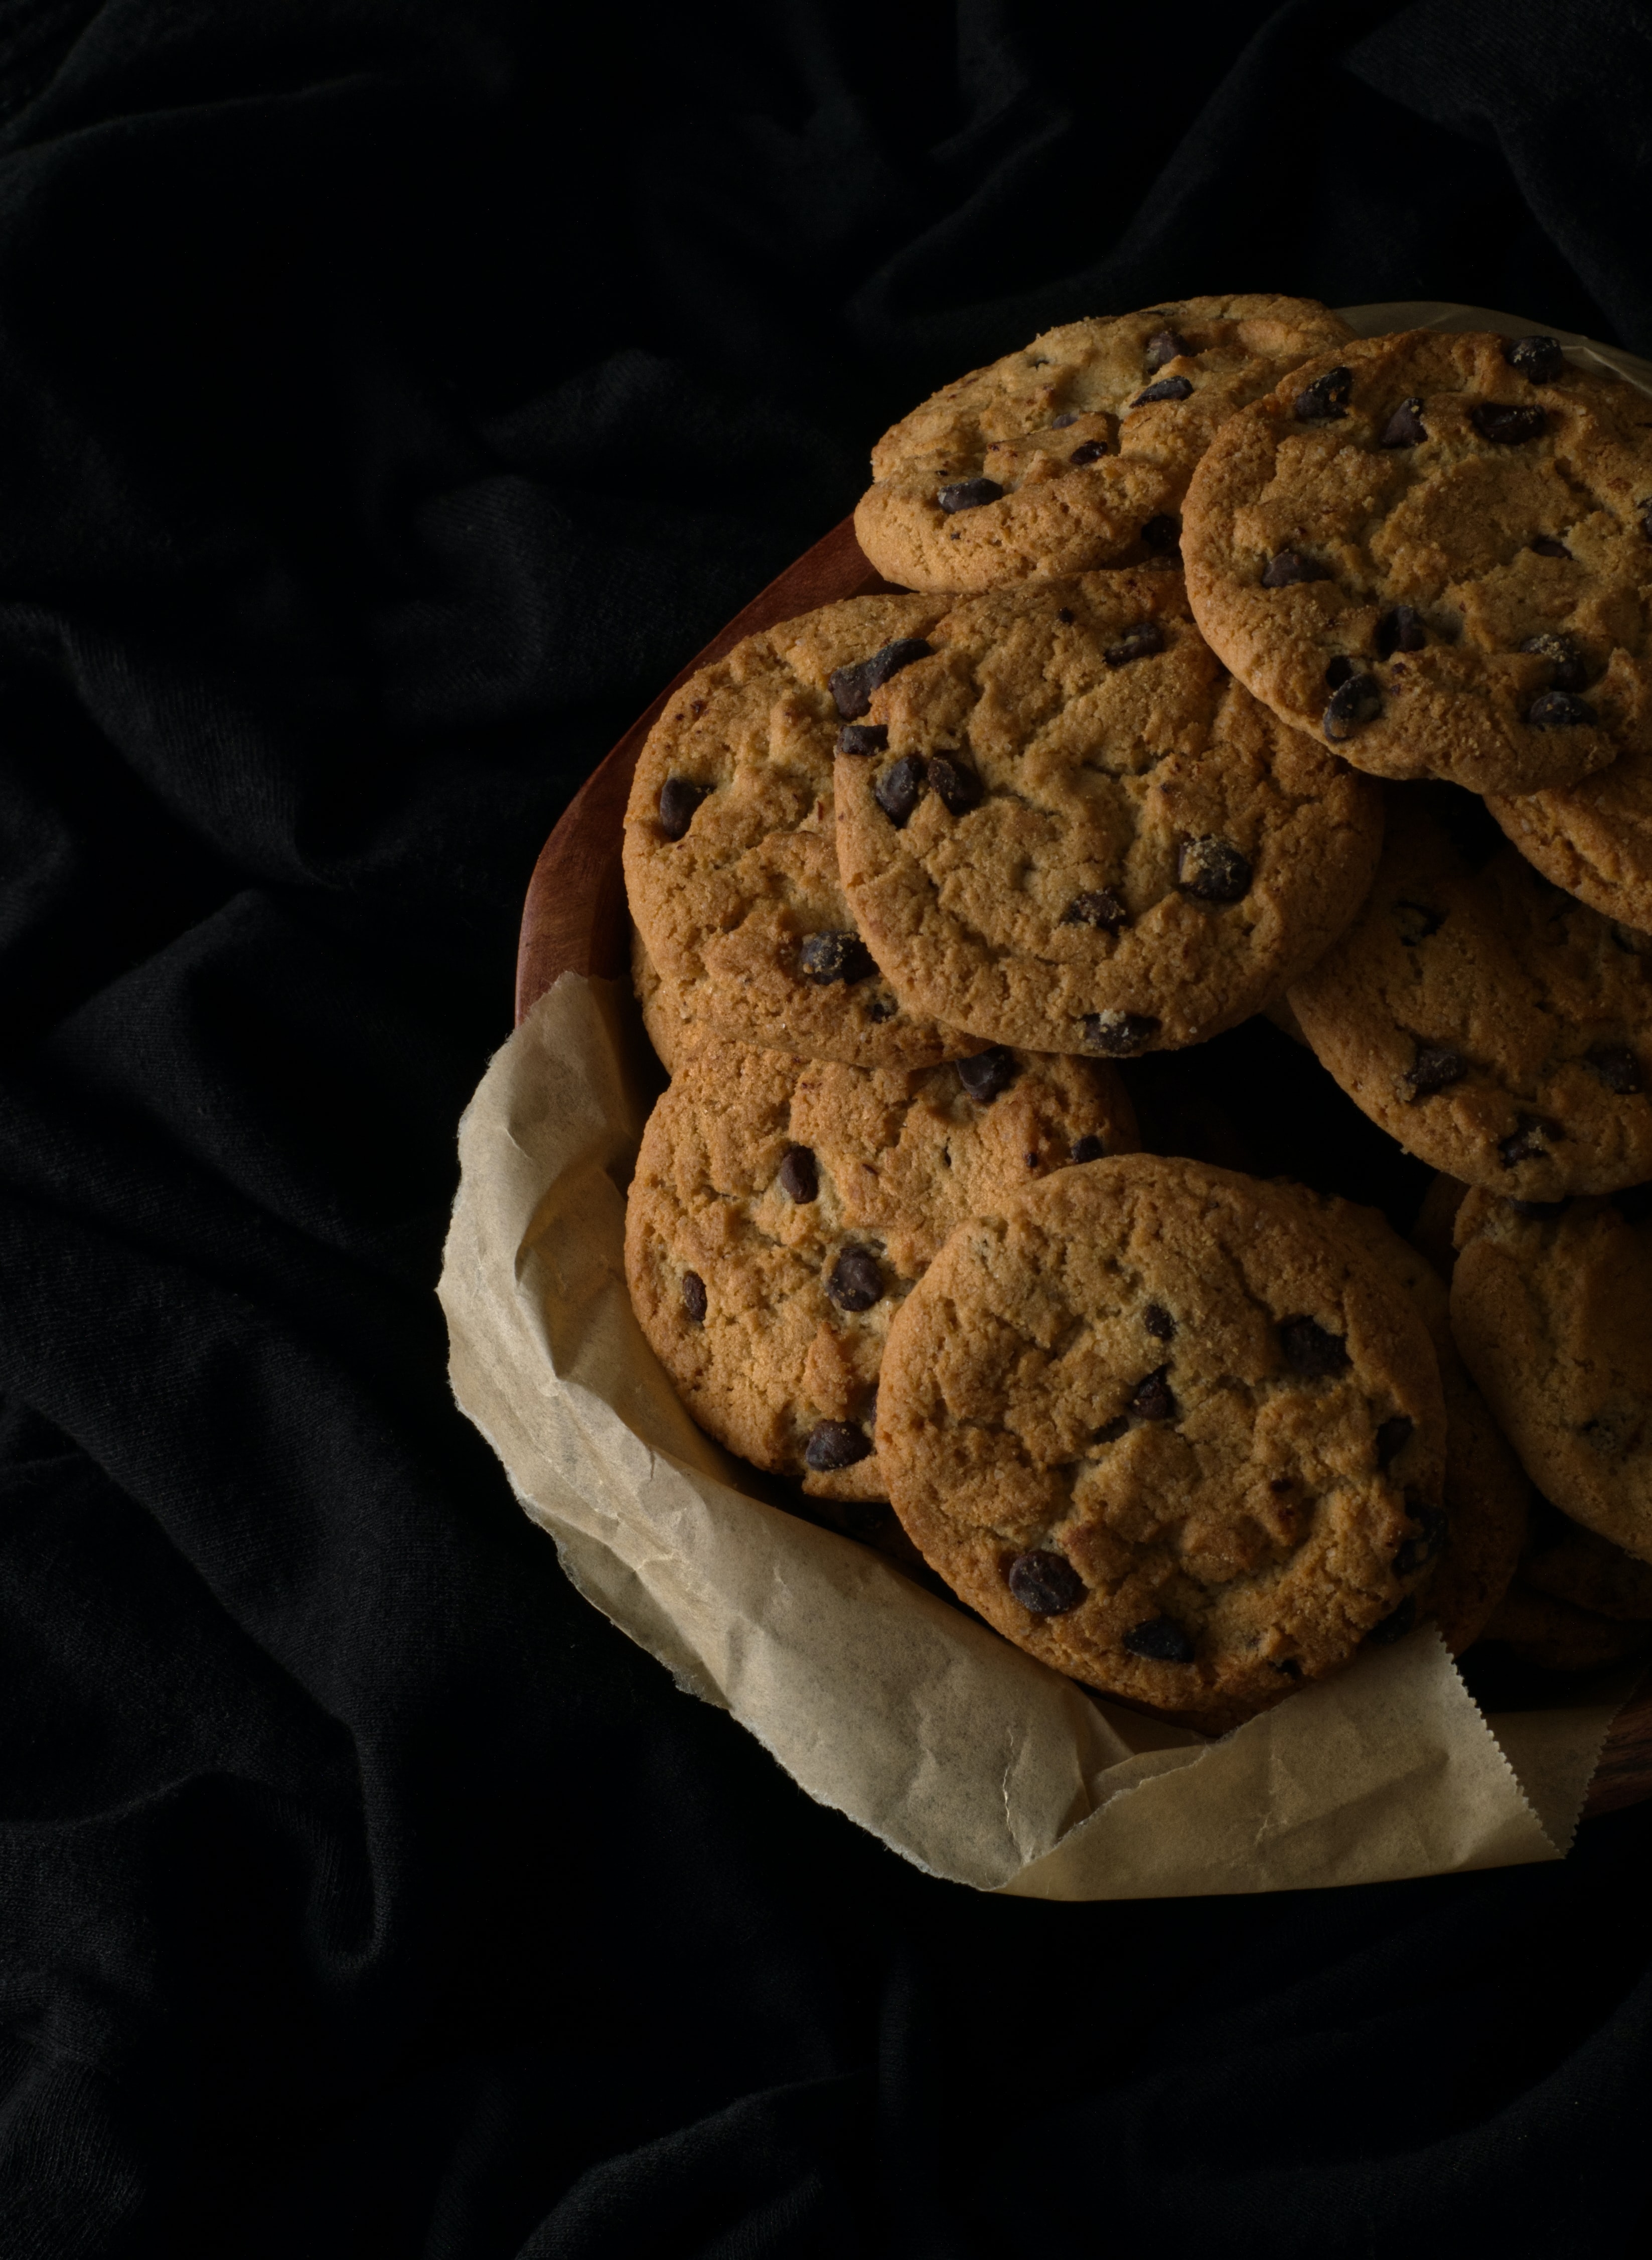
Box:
xmin=4 ymin=2 xmax=1652 ymax=2252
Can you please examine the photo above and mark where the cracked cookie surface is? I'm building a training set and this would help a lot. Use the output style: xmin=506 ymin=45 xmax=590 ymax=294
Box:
xmin=623 ymin=595 xmax=980 ymax=1068
xmin=1451 ymin=1184 xmax=1652 ymax=1565
xmin=832 ymin=570 xmax=1383 ymax=1056
xmin=854 ymin=295 xmax=1353 ymax=594
xmin=1182 ymin=329 xmax=1652 ymax=794
xmin=1289 ymin=793 xmax=1652 ymax=1198
xmin=874 ymin=1156 xmax=1447 ymax=1730
xmin=624 ymin=1038 xmax=1138 ymax=1501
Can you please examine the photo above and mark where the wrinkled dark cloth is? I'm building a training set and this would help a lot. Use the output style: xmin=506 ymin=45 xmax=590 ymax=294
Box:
xmin=4 ymin=2 xmax=1652 ymax=2253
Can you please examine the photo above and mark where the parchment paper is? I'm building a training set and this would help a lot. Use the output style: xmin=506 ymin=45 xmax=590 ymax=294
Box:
xmin=437 ymin=302 xmax=1651 ymax=1899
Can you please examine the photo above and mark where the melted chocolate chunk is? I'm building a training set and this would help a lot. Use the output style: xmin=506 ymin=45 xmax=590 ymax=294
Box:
xmin=1144 ymin=327 xmax=1193 ymax=372
xmin=1376 ymin=604 xmax=1426 ymax=657
xmin=837 ymin=722 xmax=887 ymax=757
xmin=826 ymin=1245 xmax=883 ymax=1312
xmin=1375 ymin=1414 xmax=1414 ymax=1471
xmin=1261 ymin=549 xmax=1328 ymax=588
xmin=1519 ymin=632 xmax=1588 ymax=692
xmin=1529 ymin=535 xmax=1571 ymax=559
xmin=1140 ymin=512 xmax=1181 ymax=554
xmin=804 ymin=1420 xmax=872 ymax=1472
xmin=1129 ymin=1365 xmax=1177 ymax=1422
xmin=1293 ymin=365 xmax=1353 ymax=421
xmin=1070 ymin=1135 xmax=1106 ymax=1165
xmin=1132 ymin=375 xmax=1193 ymax=405
xmin=957 ymin=1047 xmax=1019 ymax=1104
xmin=1588 ymin=1045 xmax=1643 ymax=1095
xmin=1178 ymin=834 xmax=1252 ymax=904
xmin=829 ymin=638 xmax=933 ymax=719
xmin=874 ymin=755 xmax=928 ymax=826
xmin=1325 ymin=654 xmax=1356 ymax=688
xmin=1527 ymin=688 xmax=1597 ymax=729
xmin=1393 ymin=900 xmax=1444 ymax=945
xmin=1406 ymin=1041 xmax=1466 ymax=1098
xmin=658 ymin=776 xmax=710 ymax=841
xmin=1280 ymin=1315 xmax=1350 ymax=1379
xmin=1324 ymin=673 xmax=1382 ymax=741
xmin=1007 ymin=1549 xmax=1086 ymax=1615
xmin=929 ymin=753 xmax=982 ymax=815
xmin=937 ymin=477 xmax=1003 ymax=513
xmin=1104 ymin=621 xmax=1164 ymax=668
xmin=1122 ymin=1615 xmax=1194 ymax=1663
xmin=1069 ymin=439 xmax=1108 ymax=466
xmin=1064 ymin=887 xmax=1129 ymax=933
xmin=799 ymin=931 xmax=876 ymax=985
xmin=681 ymin=1270 xmax=707 ymax=1325
xmin=1393 ymin=1500 xmax=1448 ymax=1577
xmin=1380 ymin=396 xmax=1427 ymax=448
xmin=1498 ymin=1114 xmax=1558 ymax=1168
xmin=778 ymin=1146 xmax=819 ymax=1203
xmin=1504 ymin=334 xmax=1564 ymax=384
xmin=1143 ymin=1303 xmax=1176 ymax=1341
xmin=1471 ymin=402 xmax=1547 ymax=445
xmin=1368 ymin=1595 xmax=1417 ymax=1645
xmin=1081 ymin=1010 xmax=1160 ymax=1057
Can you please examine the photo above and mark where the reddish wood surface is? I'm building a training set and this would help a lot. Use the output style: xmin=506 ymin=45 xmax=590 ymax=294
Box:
xmin=513 ymin=513 xmax=1652 ymax=1826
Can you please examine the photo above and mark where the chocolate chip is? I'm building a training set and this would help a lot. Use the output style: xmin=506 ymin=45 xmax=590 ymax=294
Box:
xmin=1070 ymin=1135 xmax=1106 ymax=1164
xmin=1141 ymin=512 xmax=1181 ymax=554
xmin=957 ymin=1047 xmax=1019 ymax=1104
xmin=874 ymin=755 xmax=928 ymax=826
xmin=1064 ymin=887 xmax=1130 ymax=934
xmin=1280 ymin=1315 xmax=1349 ymax=1379
xmin=1261 ymin=549 xmax=1328 ymax=588
xmin=1324 ymin=673 xmax=1382 ymax=741
xmin=1368 ymin=1595 xmax=1416 ymax=1645
xmin=1129 ymin=1365 xmax=1177 ymax=1421
xmin=1405 ymin=1042 xmax=1465 ymax=1099
xmin=1376 ymin=605 xmax=1426 ymax=657
xmin=1393 ymin=1500 xmax=1448 ymax=1577
xmin=1394 ymin=900 xmax=1444 ymax=944
xmin=681 ymin=1270 xmax=707 ymax=1324
xmin=1081 ymin=1010 xmax=1160 ymax=1057
xmin=929 ymin=753 xmax=982 ymax=815
xmin=1050 ymin=412 xmax=1080 ymax=428
xmin=1379 ymin=396 xmax=1427 ymax=448
xmin=1122 ymin=1615 xmax=1194 ymax=1663
xmin=658 ymin=777 xmax=710 ymax=841
xmin=1375 ymin=1414 xmax=1414 ymax=1471
xmin=1504 ymin=334 xmax=1564 ymax=384
xmin=937 ymin=477 xmax=1003 ymax=513
xmin=804 ymin=1419 xmax=872 ymax=1472
xmin=1132 ymin=376 xmax=1192 ymax=405
xmin=1144 ymin=1304 xmax=1175 ymax=1341
xmin=1007 ymin=1549 xmax=1086 ymax=1615
xmin=1293 ymin=366 xmax=1353 ymax=421
xmin=1498 ymin=1114 xmax=1558 ymax=1168
xmin=837 ymin=723 xmax=887 ymax=757
xmin=1324 ymin=655 xmax=1356 ymax=688
xmin=1527 ymin=689 xmax=1596 ymax=728
xmin=1144 ymin=327 xmax=1193 ymax=372
xmin=1471 ymin=402 xmax=1547 ymax=445
xmin=1529 ymin=535 xmax=1571 ymax=558
xmin=1519 ymin=632 xmax=1588 ymax=692
xmin=1178 ymin=834 xmax=1252 ymax=904
xmin=1588 ymin=1044 xmax=1643 ymax=1095
xmin=1056 ymin=607 xmax=1076 ymax=624
xmin=799 ymin=931 xmax=876 ymax=985
xmin=778 ymin=1146 xmax=819 ymax=1203
xmin=1104 ymin=621 xmax=1164 ymax=667
xmin=1069 ymin=440 xmax=1108 ymax=466
xmin=826 ymin=1245 xmax=883 ymax=1312
xmin=829 ymin=638 xmax=934 ymax=719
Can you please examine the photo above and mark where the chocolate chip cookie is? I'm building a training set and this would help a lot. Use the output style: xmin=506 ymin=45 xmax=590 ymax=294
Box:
xmin=1289 ymin=794 xmax=1652 ymax=1198
xmin=632 ymin=926 xmax=701 ymax=1077
xmin=833 ymin=570 xmax=1383 ymax=1057
xmin=623 ymin=595 xmax=981 ymax=1069
xmin=1487 ymin=753 xmax=1652 ymax=936
xmin=1450 ymin=1184 xmax=1652 ymax=1565
xmin=854 ymin=295 xmax=1354 ymax=594
xmin=624 ymin=1038 xmax=1138 ymax=1501
xmin=1182 ymin=329 xmax=1652 ymax=794
xmin=875 ymin=1156 xmax=1448 ymax=1731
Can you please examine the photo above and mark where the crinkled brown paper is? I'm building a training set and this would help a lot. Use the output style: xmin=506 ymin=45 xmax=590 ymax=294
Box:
xmin=438 ymin=305 xmax=1651 ymax=1898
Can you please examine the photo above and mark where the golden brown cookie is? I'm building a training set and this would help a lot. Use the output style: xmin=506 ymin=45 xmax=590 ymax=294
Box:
xmin=1289 ymin=794 xmax=1652 ymax=1198
xmin=1182 ymin=329 xmax=1652 ymax=794
xmin=833 ymin=570 xmax=1383 ymax=1057
xmin=1523 ymin=1501 xmax=1652 ymax=1621
xmin=1488 ymin=757 xmax=1652 ymax=935
xmin=623 ymin=595 xmax=981 ymax=1069
xmin=631 ymin=926 xmax=702 ymax=1077
xmin=1450 ymin=1184 xmax=1652 ymax=1565
xmin=624 ymin=1038 xmax=1137 ymax=1501
xmin=1475 ymin=1582 xmax=1652 ymax=1672
xmin=875 ymin=1157 xmax=1448 ymax=1731
xmin=853 ymin=296 xmax=1354 ymax=594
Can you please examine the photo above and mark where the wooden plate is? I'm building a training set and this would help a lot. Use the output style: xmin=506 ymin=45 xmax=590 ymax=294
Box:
xmin=514 ymin=511 xmax=1652 ymax=1826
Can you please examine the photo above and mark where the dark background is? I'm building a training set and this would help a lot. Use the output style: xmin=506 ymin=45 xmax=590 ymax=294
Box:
xmin=4 ymin=1 xmax=1651 ymax=2252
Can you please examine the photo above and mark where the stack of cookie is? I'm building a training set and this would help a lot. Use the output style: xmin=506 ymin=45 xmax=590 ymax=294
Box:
xmin=621 ymin=293 xmax=1652 ymax=1732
